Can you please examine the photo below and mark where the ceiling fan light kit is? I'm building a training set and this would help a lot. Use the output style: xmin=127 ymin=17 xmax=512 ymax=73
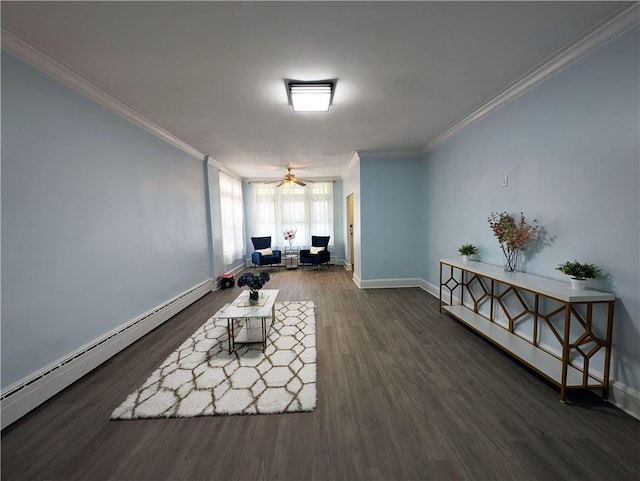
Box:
xmin=276 ymin=168 xmax=307 ymax=187
xmin=286 ymin=80 xmax=336 ymax=112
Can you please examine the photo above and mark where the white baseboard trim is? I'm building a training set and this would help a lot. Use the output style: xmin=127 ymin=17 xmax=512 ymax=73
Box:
xmin=0 ymin=279 xmax=213 ymax=430
xmin=359 ymin=277 xmax=423 ymax=289
xmin=421 ymin=280 xmax=440 ymax=298
xmin=608 ymin=381 xmax=640 ymax=420
xmin=352 ymin=273 xmax=362 ymax=288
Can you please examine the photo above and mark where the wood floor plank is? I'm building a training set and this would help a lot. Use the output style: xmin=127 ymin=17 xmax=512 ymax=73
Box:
xmin=2 ymin=267 xmax=639 ymax=480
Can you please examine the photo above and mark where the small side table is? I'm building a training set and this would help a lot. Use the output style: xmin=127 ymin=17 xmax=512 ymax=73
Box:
xmin=284 ymin=247 xmax=298 ymax=269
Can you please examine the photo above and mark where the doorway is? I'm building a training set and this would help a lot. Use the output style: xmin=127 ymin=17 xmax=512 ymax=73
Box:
xmin=347 ymin=193 xmax=355 ymax=275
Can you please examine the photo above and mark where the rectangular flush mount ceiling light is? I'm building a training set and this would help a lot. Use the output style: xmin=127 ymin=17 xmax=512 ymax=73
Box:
xmin=286 ymin=80 xmax=336 ymax=112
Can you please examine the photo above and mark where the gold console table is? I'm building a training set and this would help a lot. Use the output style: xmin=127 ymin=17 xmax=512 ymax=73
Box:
xmin=439 ymin=258 xmax=615 ymax=402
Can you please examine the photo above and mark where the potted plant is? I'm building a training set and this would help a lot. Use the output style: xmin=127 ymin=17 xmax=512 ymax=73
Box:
xmin=237 ymin=271 xmax=270 ymax=303
xmin=488 ymin=211 xmax=539 ymax=272
xmin=555 ymin=260 xmax=602 ymax=290
xmin=458 ymin=243 xmax=478 ymax=262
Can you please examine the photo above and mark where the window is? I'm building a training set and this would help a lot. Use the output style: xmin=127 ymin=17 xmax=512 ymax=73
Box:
xmin=251 ymin=182 xmax=333 ymax=247
xmin=219 ymin=171 xmax=245 ymax=265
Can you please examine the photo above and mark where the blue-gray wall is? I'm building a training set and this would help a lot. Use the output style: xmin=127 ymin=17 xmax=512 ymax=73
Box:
xmin=1 ymin=53 xmax=210 ymax=388
xmin=360 ymin=155 xmax=422 ymax=280
xmin=420 ymin=27 xmax=640 ymax=392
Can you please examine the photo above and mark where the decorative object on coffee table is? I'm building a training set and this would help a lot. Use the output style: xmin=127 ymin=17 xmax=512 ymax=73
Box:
xmin=556 ymin=260 xmax=602 ymax=290
xmin=488 ymin=211 xmax=539 ymax=272
xmin=237 ymin=271 xmax=270 ymax=303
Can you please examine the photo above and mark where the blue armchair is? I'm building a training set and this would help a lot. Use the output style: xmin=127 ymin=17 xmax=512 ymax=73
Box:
xmin=299 ymin=236 xmax=331 ymax=269
xmin=251 ymin=237 xmax=282 ymax=270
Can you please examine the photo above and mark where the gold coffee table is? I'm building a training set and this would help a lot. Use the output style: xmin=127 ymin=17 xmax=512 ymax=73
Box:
xmin=216 ymin=289 xmax=279 ymax=353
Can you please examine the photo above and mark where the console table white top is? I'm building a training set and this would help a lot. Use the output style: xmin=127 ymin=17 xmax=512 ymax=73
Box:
xmin=440 ymin=258 xmax=614 ymax=303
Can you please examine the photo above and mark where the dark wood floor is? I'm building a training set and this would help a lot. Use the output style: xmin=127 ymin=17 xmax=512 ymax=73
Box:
xmin=2 ymin=267 xmax=639 ymax=480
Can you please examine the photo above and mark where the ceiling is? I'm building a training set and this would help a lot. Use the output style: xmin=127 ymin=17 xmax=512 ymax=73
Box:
xmin=1 ymin=1 xmax=628 ymax=180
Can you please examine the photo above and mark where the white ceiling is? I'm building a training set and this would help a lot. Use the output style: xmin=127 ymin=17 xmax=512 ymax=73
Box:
xmin=1 ymin=1 xmax=628 ymax=180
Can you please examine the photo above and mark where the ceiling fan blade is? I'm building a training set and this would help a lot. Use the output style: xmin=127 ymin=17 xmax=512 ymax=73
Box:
xmin=294 ymin=179 xmax=306 ymax=186
xmin=276 ymin=180 xmax=285 ymax=187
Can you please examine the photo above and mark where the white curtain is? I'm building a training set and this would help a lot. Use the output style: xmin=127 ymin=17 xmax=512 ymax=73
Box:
xmin=251 ymin=182 xmax=333 ymax=248
xmin=219 ymin=171 xmax=245 ymax=265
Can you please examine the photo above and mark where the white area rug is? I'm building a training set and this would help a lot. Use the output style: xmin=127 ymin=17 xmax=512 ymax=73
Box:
xmin=111 ymin=301 xmax=316 ymax=419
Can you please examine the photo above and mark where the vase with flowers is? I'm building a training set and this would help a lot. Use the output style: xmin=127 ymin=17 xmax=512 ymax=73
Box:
xmin=237 ymin=271 xmax=270 ymax=304
xmin=488 ymin=211 xmax=539 ymax=272
xmin=283 ymin=228 xmax=296 ymax=248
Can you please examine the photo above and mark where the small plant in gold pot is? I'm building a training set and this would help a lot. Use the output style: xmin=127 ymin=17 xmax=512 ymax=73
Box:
xmin=556 ymin=260 xmax=602 ymax=290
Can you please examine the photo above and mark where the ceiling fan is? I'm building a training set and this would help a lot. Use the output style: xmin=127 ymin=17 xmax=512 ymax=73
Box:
xmin=271 ymin=167 xmax=308 ymax=187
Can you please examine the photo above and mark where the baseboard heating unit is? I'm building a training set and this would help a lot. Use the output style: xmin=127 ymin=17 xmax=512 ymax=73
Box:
xmin=1 ymin=279 xmax=213 ymax=429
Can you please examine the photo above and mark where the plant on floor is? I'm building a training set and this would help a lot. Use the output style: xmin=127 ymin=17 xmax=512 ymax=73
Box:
xmin=555 ymin=261 xmax=602 ymax=280
xmin=237 ymin=271 xmax=270 ymax=300
xmin=458 ymin=243 xmax=478 ymax=256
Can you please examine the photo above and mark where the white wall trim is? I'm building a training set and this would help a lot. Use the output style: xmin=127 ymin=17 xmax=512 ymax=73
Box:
xmin=352 ymin=273 xmax=362 ymax=288
xmin=359 ymin=277 xmax=423 ymax=289
xmin=608 ymin=381 xmax=640 ymax=420
xmin=0 ymin=279 xmax=213 ymax=429
xmin=1 ymin=28 xmax=205 ymax=162
xmin=205 ymin=155 xmax=240 ymax=181
xmin=341 ymin=151 xmax=360 ymax=178
xmin=421 ymin=280 xmax=440 ymax=298
xmin=427 ymin=2 xmax=640 ymax=149
xmin=356 ymin=148 xmax=422 ymax=159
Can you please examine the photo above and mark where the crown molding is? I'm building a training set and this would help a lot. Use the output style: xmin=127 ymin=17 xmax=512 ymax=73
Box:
xmin=1 ymin=28 xmax=205 ymax=162
xmin=205 ymin=154 xmax=243 ymax=181
xmin=427 ymin=2 xmax=640 ymax=149
xmin=340 ymin=151 xmax=360 ymax=178
xmin=356 ymin=148 xmax=422 ymax=159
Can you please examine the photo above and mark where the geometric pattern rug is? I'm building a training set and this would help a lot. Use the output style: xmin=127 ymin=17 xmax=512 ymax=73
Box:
xmin=110 ymin=301 xmax=316 ymax=419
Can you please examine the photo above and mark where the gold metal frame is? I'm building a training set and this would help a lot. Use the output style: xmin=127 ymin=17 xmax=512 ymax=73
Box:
xmin=439 ymin=261 xmax=614 ymax=402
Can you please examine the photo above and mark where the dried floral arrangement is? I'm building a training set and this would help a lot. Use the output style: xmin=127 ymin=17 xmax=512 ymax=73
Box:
xmin=488 ymin=211 xmax=539 ymax=271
